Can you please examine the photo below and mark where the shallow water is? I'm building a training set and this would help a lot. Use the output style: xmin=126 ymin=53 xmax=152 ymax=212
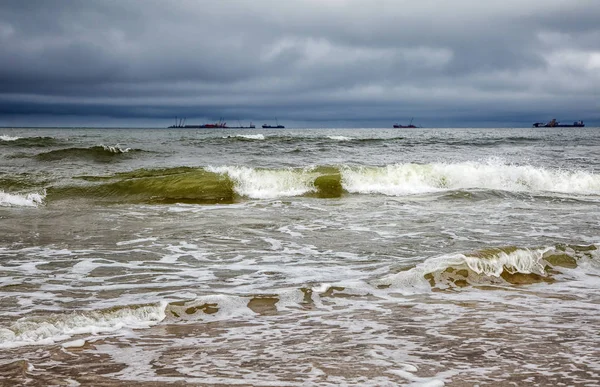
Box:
xmin=1 ymin=127 xmax=600 ymax=385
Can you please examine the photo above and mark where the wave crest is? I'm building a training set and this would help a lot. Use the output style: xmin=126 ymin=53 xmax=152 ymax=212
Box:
xmin=0 ymin=135 xmax=20 ymax=141
xmin=101 ymin=144 xmax=131 ymax=153
xmin=0 ymin=136 xmax=61 ymax=147
xmin=207 ymin=165 xmax=322 ymax=199
xmin=42 ymin=161 xmax=600 ymax=205
xmin=342 ymin=162 xmax=600 ymax=196
xmin=36 ymin=145 xmax=139 ymax=162
xmin=374 ymin=245 xmax=598 ymax=290
xmin=52 ymin=167 xmax=235 ymax=204
xmin=0 ymin=303 xmax=166 ymax=348
xmin=223 ymin=134 xmax=265 ymax=140
xmin=0 ymin=190 xmax=46 ymax=207
xmin=327 ymin=135 xmax=353 ymax=141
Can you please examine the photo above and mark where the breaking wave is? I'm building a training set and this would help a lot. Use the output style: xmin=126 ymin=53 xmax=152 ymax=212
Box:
xmin=0 ymin=303 xmax=166 ymax=349
xmin=223 ymin=134 xmax=266 ymax=140
xmin=213 ymin=161 xmax=600 ymax=198
xmin=373 ymin=244 xmax=599 ymax=291
xmin=206 ymin=165 xmax=326 ymax=199
xmin=0 ymin=190 xmax=46 ymax=207
xmin=0 ymin=135 xmax=62 ymax=147
xmin=327 ymin=135 xmax=353 ymax=141
xmin=1 ymin=243 xmax=596 ymax=348
xmin=100 ymin=144 xmax=132 ymax=153
xmin=43 ymin=161 xmax=600 ymax=204
xmin=52 ymin=167 xmax=236 ymax=204
xmin=339 ymin=161 xmax=600 ymax=196
xmin=35 ymin=145 xmax=140 ymax=162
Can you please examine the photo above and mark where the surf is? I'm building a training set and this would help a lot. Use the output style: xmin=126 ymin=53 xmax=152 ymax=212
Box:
xmin=0 ymin=190 xmax=46 ymax=207
xmin=0 ymin=303 xmax=166 ymax=349
xmin=0 ymin=135 xmax=61 ymax=147
xmin=12 ymin=160 xmax=600 ymax=206
xmin=35 ymin=145 xmax=139 ymax=162
xmin=373 ymin=244 xmax=599 ymax=291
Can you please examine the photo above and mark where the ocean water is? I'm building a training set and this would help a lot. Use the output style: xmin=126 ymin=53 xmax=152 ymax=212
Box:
xmin=1 ymin=127 xmax=599 ymax=386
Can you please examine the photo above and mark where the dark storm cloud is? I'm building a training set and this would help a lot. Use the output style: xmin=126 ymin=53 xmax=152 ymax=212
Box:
xmin=0 ymin=0 xmax=599 ymax=126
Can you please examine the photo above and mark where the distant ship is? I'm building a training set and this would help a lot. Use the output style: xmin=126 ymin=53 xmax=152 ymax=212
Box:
xmin=168 ymin=117 xmax=255 ymax=129
xmin=195 ymin=122 xmax=228 ymax=129
xmin=262 ymin=118 xmax=285 ymax=129
xmin=533 ymin=119 xmax=584 ymax=128
xmin=393 ymin=118 xmax=418 ymax=128
xmin=169 ymin=122 xmax=228 ymax=128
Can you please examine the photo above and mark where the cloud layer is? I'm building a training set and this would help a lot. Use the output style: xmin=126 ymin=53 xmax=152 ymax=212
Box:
xmin=1 ymin=0 xmax=599 ymax=127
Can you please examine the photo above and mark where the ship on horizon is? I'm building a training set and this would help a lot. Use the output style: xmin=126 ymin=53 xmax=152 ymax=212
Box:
xmin=393 ymin=118 xmax=418 ymax=128
xmin=168 ymin=117 xmax=255 ymax=129
xmin=533 ymin=119 xmax=584 ymax=128
xmin=262 ymin=118 xmax=285 ymax=129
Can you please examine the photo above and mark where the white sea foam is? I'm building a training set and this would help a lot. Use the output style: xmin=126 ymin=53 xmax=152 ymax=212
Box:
xmin=166 ymin=290 xmax=308 ymax=322
xmin=341 ymin=161 xmax=600 ymax=196
xmin=0 ymin=135 xmax=20 ymax=141
xmin=375 ymin=247 xmax=553 ymax=291
xmin=312 ymin=283 xmax=332 ymax=293
xmin=101 ymin=144 xmax=131 ymax=153
xmin=230 ymin=134 xmax=265 ymax=140
xmin=207 ymin=165 xmax=318 ymax=199
xmin=328 ymin=135 xmax=352 ymax=141
xmin=62 ymin=339 xmax=86 ymax=348
xmin=166 ymin=295 xmax=255 ymax=322
xmin=388 ymin=365 xmax=450 ymax=387
xmin=463 ymin=248 xmax=549 ymax=276
xmin=71 ymin=260 xmax=103 ymax=276
xmin=207 ymin=162 xmax=600 ymax=200
xmin=0 ymin=302 xmax=166 ymax=348
xmin=0 ymin=190 xmax=46 ymax=207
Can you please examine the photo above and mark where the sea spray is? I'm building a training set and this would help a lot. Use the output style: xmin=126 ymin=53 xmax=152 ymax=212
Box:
xmin=0 ymin=190 xmax=46 ymax=207
xmin=223 ymin=134 xmax=266 ymax=140
xmin=36 ymin=161 xmax=600 ymax=205
xmin=206 ymin=165 xmax=319 ymax=199
xmin=340 ymin=161 xmax=600 ymax=196
xmin=0 ymin=135 xmax=20 ymax=141
xmin=36 ymin=145 xmax=138 ymax=162
xmin=372 ymin=246 xmax=593 ymax=291
xmin=0 ymin=302 xmax=166 ymax=348
xmin=0 ymin=302 xmax=167 ymax=349
xmin=101 ymin=144 xmax=132 ymax=153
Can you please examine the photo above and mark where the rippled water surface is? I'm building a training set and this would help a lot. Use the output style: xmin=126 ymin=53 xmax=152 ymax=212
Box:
xmin=1 ymin=127 xmax=600 ymax=386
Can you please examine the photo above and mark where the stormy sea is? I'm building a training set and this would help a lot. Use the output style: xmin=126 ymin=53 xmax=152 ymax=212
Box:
xmin=1 ymin=127 xmax=599 ymax=386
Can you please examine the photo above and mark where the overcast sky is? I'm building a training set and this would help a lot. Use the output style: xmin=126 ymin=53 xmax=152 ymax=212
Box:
xmin=1 ymin=0 xmax=599 ymax=127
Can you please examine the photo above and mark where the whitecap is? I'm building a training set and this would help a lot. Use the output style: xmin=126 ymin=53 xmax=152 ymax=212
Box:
xmin=0 ymin=190 xmax=46 ymax=207
xmin=0 ymin=135 xmax=20 ymax=141
xmin=0 ymin=302 xmax=167 ymax=349
xmin=101 ymin=144 xmax=131 ymax=153
xmin=341 ymin=161 xmax=600 ymax=196
xmin=226 ymin=134 xmax=265 ymax=140
xmin=206 ymin=165 xmax=317 ymax=199
xmin=327 ymin=135 xmax=353 ymax=141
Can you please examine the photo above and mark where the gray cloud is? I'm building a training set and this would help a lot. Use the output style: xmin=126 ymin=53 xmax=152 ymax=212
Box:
xmin=0 ymin=0 xmax=599 ymax=127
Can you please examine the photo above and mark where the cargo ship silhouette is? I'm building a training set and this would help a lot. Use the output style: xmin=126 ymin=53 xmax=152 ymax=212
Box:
xmin=533 ymin=119 xmax=584 ymax=128
xmin=169 ymin=117 xmax=255 ymax=129
xmin=393 ymin=118 xmax=418 ymax=128
xmin=262 ymin=118 xmax=285 ymax=128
